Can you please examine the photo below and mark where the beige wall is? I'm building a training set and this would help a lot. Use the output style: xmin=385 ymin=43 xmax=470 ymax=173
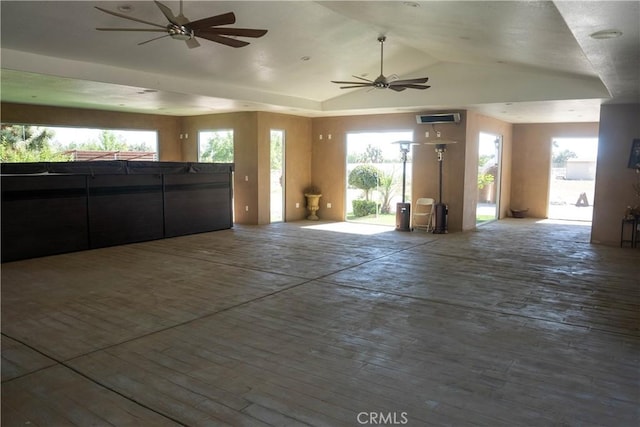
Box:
xmin=1 ymin=104 xmax=313 ymax=225
xmin=181 ymin=112 xmax=259 ymax=224
xmin=412 ymin=112 xmax=468 ymax=232
xmin=312 ymin=113 xmax=417 ymax=222
xmin=181 ymin=112 xmax=312 ymax=225
xmin=311 ymin=111 xmax=513 ymax=232
xmin=6 ymin=101 xmax=635 ymax=246
xmin=311 ymin=112 xmax=470 ymax=229
xmin=1 ymin=103 xmax=182 ymax=160
xmin=592 ymin=104 xmax=640 ymax=246
xmin=511 ymin=122 xmax=599 ymax=218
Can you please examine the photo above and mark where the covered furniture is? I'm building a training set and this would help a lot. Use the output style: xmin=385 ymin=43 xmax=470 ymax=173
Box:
xmin=1 ymin=161 xmax=234 ymax=262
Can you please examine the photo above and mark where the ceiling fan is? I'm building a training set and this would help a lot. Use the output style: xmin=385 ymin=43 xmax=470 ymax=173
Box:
xmin=331 ymin=36 xmax=430 ymax=92
xmin=95 ymin=0 xmax=267 ymax=49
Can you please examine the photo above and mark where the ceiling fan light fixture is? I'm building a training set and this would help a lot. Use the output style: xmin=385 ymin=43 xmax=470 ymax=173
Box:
xmin=168 ymin=24 xmax=193 ymax=40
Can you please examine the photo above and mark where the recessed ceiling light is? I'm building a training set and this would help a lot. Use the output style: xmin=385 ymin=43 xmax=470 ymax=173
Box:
xmin=403 ymin=2 xmax=420 ymax=8
xmin=300 ymin=56 xmax=311 ymax=61
xmin=590 ymin=29 xmax=623 ymax=39
xmin=117 ymin=4 xmax=134 ymax=13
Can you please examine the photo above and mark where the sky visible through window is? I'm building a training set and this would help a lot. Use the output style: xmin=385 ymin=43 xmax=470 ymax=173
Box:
xmin=553 ymin=137 xmax=598 ymax=160
xmin=347 ymin=131 xmax=415 ymax=161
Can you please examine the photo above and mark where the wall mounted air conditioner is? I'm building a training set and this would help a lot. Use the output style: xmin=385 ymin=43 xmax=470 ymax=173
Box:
xmin=416 ymin=113 xmax=461 ymax=124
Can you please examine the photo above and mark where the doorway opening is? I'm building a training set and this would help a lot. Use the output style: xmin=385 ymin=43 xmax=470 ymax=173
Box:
xmin=477 ymin=132 xmax=502 ymax=225
xmin=270 ymin=130 xmax=285 ymax=223
xmin=346 ymin=131 xmax=413 ymax=226
xmin=549 ymin=137 xmax=598 ymax=222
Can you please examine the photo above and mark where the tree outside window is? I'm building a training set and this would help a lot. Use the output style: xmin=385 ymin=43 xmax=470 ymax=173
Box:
xmin=199 ymin=130 xmax=234 ymax=163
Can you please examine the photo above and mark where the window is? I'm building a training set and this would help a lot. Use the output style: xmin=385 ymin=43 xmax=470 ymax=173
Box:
xmin=346 ymin=131 xmax=414 ymax=226
xmin=0 ymin=124 xmax=158 ymax=162
xmin=198 ymin=130 xmax=234 ymax=163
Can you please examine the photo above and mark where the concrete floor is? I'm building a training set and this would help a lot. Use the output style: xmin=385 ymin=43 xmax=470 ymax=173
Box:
xmin=2 ymin=219 xmax=638 ymax=426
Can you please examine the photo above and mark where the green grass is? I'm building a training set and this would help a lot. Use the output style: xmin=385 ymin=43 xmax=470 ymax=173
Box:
xmin=476 ymin=215 xmax=496 ymax=224
xmin=346 ymin=213 xmax=396 ymax=226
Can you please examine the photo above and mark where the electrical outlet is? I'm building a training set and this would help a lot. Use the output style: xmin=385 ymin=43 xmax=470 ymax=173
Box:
xmin=296 ymin=202 xmax=300 ymax=208
xmin=327 ymin=203 xmax=332 ymax=209
xmin=245 ymin=175 xmax=249 ymax=181
xmin=245 ymin=206 xmax=249 ymax=212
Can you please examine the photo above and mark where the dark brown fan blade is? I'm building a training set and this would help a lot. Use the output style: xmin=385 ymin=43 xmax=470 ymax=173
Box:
xmin=388 ymin=85 xmax=407 ymax=92
xmin=338 ymin=85 xmax=374 ymax=89
xmin=394 ymin=84 xmax=431 ymax=90
xmin=198 ymin=28 xmax=267 ymax=38
xmin=389 ymin=77 xmax=429 ymax=85
xmin=194 ymin=29 xmax=249 ymax=47
xmin=154 ymin=0 xmax=178 ymax=25
xmin=188 ymin=12 xmax=236 ymax=30
xmin=95 ymin=6 xmax=166 ymax=29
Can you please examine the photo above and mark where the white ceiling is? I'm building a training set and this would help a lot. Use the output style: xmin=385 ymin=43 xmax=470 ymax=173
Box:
xmin=1 ymin=1 xmax=638 ymax=123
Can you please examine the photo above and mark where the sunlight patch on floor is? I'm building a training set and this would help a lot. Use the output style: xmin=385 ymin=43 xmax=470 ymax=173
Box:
xmin=535 ymin=218 xmax=592 ymax=227
xmin=302 ymin=222 xmax=395 ymax=235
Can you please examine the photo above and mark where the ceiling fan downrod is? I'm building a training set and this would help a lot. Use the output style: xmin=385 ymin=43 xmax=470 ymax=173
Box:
xmin=372 ymin=36 xmax=389 ymax=88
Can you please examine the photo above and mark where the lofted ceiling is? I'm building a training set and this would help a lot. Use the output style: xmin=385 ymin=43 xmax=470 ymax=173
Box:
xmin=1 ymin=1 xmax=638 ymax=123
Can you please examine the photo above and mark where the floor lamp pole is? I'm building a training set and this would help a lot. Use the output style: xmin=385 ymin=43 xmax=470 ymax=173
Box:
xmin=393 ymin=141 xmax=413 ymax=232
xmin=401 ymin=150 xmax=407 ymax=204
xmin=438 ymin=154 xmax=443 ymax=204
xmin=433 ymin=144 xmax=448 ymax=234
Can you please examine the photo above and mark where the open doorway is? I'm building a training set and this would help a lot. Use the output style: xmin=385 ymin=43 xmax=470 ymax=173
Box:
xmin=346 ymin=131 xmax=413 ymax=226
xmin=270 ymin=130 xmax=285 ymax=223
xmin=477 ymin=132 xmax=502 ymax=224
xmin=549 ymin=137 xmax=598 ymax=222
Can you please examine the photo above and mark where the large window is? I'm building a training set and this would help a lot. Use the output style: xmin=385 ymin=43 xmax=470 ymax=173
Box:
xmin=346 ymin=131 xmax=413 ymax=226
xmin=198 ymin=130 xmax=234 ymax=163
xmin=0 ymin=124 xmax=158 ymax=162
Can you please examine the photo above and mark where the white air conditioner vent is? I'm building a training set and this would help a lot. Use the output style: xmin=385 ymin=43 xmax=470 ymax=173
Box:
xmin=416 ymin=113 xmax=461 ymax=124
